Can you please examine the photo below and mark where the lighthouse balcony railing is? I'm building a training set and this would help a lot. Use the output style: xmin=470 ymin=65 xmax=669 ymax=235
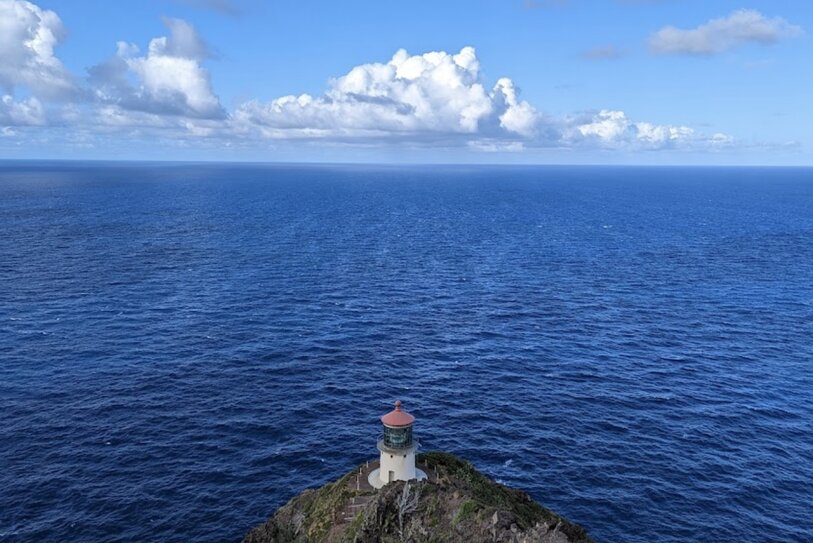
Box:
xmin=377 ymin=437 xmax=419 ymax=454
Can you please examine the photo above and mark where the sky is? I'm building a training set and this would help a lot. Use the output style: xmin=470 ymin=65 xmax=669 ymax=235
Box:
xmin=0 ymin=0 xmax=811 ymax=164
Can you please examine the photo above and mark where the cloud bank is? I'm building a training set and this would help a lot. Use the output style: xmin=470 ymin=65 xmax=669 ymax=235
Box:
xmin=564 ymin=109 xmax=730 ymax=149
xmin=231 ymin=46 xmax=718 ymax=151
xmin=649 ymin=9 xmax=802 ymax=55
xmin=0 ymin=0 xmax=758 ymax=155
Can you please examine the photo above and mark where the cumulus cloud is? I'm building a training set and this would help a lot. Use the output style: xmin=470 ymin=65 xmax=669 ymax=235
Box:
xmin=89 ymin=18 xmax=225 ymax=119
xmin=563 ymin=109 xmax=732 ymax=150
xmin=234 ymin=47 xmax=538 ymax=140
xmin=649 ymin=9 xmax=802 ymax=55
xmin=0 ymin=0 xmax=75 ymax=98
xmin=491 ymin=78 xmax=539 ymax=136
xmin=567 ymin=109 xmax=692 ymax=148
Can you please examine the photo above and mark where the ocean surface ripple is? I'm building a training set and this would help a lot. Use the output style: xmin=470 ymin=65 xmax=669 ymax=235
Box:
xmin=1 ymin=163 xmax=812 ymax=542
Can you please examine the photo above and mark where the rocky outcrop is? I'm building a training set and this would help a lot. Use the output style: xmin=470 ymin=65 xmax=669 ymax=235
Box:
xmin=243 ymin=452 xmax=594 ymax=543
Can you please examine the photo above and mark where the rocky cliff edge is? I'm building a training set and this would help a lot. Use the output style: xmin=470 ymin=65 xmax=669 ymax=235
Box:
xmin=243 ymin=452 xmax=594 ymax=543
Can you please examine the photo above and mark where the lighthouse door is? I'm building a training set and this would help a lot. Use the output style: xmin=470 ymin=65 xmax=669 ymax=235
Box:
xmin=388 ymin=470 xmax=395 ymax=483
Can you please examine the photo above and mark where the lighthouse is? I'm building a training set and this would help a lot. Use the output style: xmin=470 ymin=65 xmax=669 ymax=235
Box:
xmin=368 ymin=400 xmax=427 ymax=489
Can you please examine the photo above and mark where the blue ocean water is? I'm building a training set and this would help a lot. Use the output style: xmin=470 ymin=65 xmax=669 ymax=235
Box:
xmin=1 ymin=163 xmax=812 ymax=543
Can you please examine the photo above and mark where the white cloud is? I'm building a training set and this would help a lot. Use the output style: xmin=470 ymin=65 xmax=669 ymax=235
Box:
xmin=0 ymin=94 xmax=45 ymax=125
xmin=649 ymin=9 xmax=802 ymax=55
xmin=566 ymin=110 xmax=707 ymax=149
xmin=234 ymin=47 xmax=538 ymax=140
xmin=574 ymin=109 xmax=633 ymax=141
xmin=0 ymin=0 xmax=75 ymax=98
xmin=89 ymin=18 xmax=224 ymax=119
xmin=492 ymin=78 xmax=539 ymax=136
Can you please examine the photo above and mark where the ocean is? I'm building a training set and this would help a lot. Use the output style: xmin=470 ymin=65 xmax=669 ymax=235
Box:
xmin=1 ymin=163 xmax=812 ymax=543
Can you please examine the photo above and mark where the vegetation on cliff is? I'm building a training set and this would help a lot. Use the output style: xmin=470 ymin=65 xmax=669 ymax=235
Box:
xmin=243 ymin=452 xmax=594 ymax=543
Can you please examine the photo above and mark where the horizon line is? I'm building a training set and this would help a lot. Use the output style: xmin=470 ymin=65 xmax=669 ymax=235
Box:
xmin=1 ymin=158 xmax=811 ymax=169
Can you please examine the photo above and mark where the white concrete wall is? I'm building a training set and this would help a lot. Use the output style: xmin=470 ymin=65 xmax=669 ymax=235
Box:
xmin=379 ymin=447 xmax=416 ymax=484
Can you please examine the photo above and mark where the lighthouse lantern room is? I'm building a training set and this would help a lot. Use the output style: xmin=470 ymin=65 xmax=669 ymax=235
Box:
xmin=368 ymin=400 xmax=427 ymax=489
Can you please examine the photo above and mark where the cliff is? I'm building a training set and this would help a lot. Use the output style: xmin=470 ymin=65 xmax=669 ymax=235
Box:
xmin=243 ymin=452 xmax=594 ymax=543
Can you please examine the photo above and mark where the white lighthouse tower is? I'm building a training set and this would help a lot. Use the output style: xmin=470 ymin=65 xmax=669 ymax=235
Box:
xmin=368 ymin=400 xmax=427 ymax=489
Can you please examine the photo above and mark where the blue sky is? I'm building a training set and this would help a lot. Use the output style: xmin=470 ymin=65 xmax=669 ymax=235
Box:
xmin=0 ymin=0 xmax=810 ymax=164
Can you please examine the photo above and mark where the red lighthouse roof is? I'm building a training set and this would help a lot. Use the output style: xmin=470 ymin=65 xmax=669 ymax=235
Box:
xmin=380 ymin=400 xmax=415 ymax=427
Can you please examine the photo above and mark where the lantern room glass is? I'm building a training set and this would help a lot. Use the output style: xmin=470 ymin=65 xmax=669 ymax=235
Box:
xmin=383 ymin=425 xmax=413 ymax=449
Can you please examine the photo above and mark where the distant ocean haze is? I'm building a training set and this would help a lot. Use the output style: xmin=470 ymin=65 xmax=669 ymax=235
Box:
xmin=1 ymin=163 xmax=812 ymax=543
